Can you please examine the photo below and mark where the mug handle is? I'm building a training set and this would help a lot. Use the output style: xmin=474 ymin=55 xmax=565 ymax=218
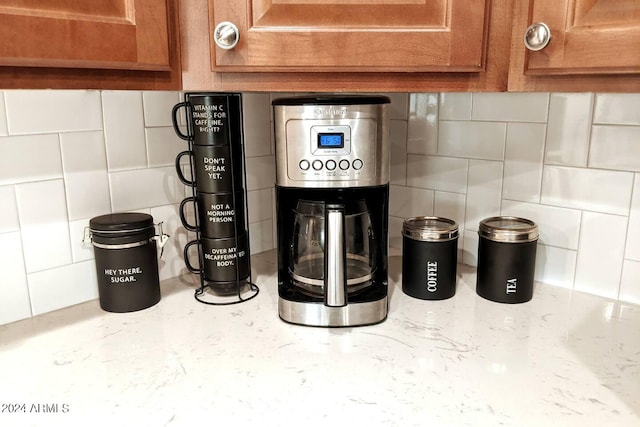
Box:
xmin=175 ymin=150 xmax=195 ymax=186
xmin=172 ymin=102 xmax=190 ymax=141
xmin=183 ymin=240 xmax=202 ymax=273
xmin=179 ymin=197 xmax=198 ymax=232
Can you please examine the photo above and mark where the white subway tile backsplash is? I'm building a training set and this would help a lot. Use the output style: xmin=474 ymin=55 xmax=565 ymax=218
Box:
xmin=438 ymin=121 xmax=506 ymax=160
xmin=15 ymin=179 xmax=72 ymax=273
xmin=620 ymin=260 xmax=640 ymax=305
xmin=0 ymin=185 xmax=19 ymax=233
xmin=575 ymin=212 xmax=627 ymax=299
xmin=248 ymin=188 xmax=273 ymax=224
xmin=465 ymin=160 xmax=503 ymax=231
xmin=4 ymin=90 xmax=103 ymax=135
xmin=541 ymin=165 xmax=634 ymax=216
xmin=534 ymin=244 xmax=576 ymax=289
xmin=589 ymin=125 xmax=640 ymax=172
xmin=389 ymin=120 xmax=408 ymax=185
xmin=389 ymin=185 xmax=434 ymax=219
xmin=150 ymin=204 xmax=189 ymax=281
xmin=102 ymin=91 xmax=147 ymax=171
xmin=501 ymin=200 xmax=581 ymax=250
xmin=439 ymin=93 xmax=472 ymax=121
xmin=143 ymin=91 xmax=182 ymax=127
xmin=60 ymin=131 xmax=111 ymax=220
xmin=407 ymin=154 xmax=468 ymax=193
xmin=471 ymin=93 xmax=549 ymax=123
xmin=626 ymin=174 xmax=640 ymax=261
xmin=0 ymin=232 xmax=31 ymax=325
xmin=69 ymin=218 xmax=95 ymax=263
xmin=434 ymin=191 xmax=466 ymax=230
xmin=16 ymin=179 xmax=68 ymax=226
xmin=461 ymin=229 xmax=479 ymax=267
xmin=545 ymin=93 xmax=593 ymax=167
xmin=407 ymin=93 xmax=438 ymax=155
xmin=245 ymin=155 xmax=276 ymax=191
xmin=593 ymin=93 xmax=640 ymax=125
xmin=0 ymin=92 xmax=8 ymax=136
xmin=146 ymin=126 xmax=185 ymax=168
xmin=243 ymin=93 xmax=272 ymax=158
xmin=21 ymin=220 xmax=72 ymax=274
xmin=503 ymin=123 xmax=545 ymax=202
xmin=0 ymin=134 xmax=62 ymax=185
xmin=27 ymin=260 xmax=99 ymax=316
xmin=249 ymin=219 xmax=274 ymax=255
xmin=109 ymin=166 xmax=183 ymax=211
xmin=388 ymin=216 xmax=404 ymax=250
xmin=384 ymin=93 xmax=409 ymax=120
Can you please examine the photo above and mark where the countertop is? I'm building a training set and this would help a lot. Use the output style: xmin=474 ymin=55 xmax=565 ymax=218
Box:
xmin=0 ymin=250 xmax=638 ymax=427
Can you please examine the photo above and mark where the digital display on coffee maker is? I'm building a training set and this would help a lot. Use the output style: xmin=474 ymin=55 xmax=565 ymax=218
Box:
xmin=317 ymin=133 xmax=344 ymax=149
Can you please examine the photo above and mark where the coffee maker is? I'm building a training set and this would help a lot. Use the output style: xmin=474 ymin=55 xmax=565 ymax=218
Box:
xmin=273 ymin=95 xmax=390 ymax=327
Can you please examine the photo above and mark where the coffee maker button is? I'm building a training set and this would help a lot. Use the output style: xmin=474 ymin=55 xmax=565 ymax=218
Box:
xmin=299 ymin=159 xmax=311 ymax=171
xmin=312 ymin=160 xmax=324 ymax=170
xmin=325 ymin=160 xmax=337 ymax=170
xmin=339 ymin=159 xmax=350 ymax=170
xmin=352 ymin=159 xmax=364 ymax=170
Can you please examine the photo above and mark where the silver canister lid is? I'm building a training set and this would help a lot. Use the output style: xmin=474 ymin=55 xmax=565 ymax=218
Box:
xmin=402 ymin=216 xmax=459 ymax=241
xmin=478 ymin=216 xmax=538 ymax=243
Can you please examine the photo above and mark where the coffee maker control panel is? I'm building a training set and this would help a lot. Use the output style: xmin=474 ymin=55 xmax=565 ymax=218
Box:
xmin=282 ymin=119 xmax=378 ymax=186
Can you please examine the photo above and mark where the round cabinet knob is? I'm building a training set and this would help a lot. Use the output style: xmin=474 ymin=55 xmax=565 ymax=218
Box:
xmin=214 ymin=21 xmax=240 ymax=50
xmin=524 ymin=22 xmax=551 ymax=51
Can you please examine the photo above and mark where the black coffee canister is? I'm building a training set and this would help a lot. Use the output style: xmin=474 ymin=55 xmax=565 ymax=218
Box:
xmin=476 ymin=216 xmax=538 ymax=304
xmin=402 ymin=217 xmax=459 ymax=300
xmin=89 ymin=213 xmax=161 ymax=313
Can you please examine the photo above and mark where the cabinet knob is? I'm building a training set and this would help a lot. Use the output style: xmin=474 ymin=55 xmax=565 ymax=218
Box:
xmin=213 ymin=21 xmax=239 ymax=50
xmin=523 ymin=22 xmax=551 ymax=51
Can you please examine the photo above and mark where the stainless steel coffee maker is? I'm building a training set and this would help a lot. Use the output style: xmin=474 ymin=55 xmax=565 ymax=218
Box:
xmin=273 ymin=95 xmax=390 ymax=327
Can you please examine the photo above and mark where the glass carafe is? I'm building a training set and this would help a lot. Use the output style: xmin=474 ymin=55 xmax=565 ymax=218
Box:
xmin=289 ymin=199 xmax=375 ymax=296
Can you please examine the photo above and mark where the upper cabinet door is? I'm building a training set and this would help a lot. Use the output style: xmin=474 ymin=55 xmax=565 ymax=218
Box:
xmin=0 ymin=0 xmax=171 ymax=71
xmin=525 ymin=0 xmax=640 ymax=75
xmin=210 ymin=0 xmax=489 ymax=72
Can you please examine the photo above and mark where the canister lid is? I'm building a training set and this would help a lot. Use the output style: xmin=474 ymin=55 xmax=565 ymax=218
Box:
xmin=90 ymin=213 xmax=154 ymax=233
xmin=478 ymin=216 xmax=538 ymax=243
xmin=402 ymin=216 xmax=458 ymax=241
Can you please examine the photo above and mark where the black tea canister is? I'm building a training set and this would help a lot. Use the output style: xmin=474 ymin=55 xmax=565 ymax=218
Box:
xmin=88 ymin=213 xmax=167 ymax=313
xmin=476 ymin=216 xmax=538 ymax=304
xmin=402 ymin=216 xmax=459 ymax=300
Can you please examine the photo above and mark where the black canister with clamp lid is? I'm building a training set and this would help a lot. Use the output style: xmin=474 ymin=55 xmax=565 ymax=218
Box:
xmin=86 ymin=212 xmax=169 ymax=313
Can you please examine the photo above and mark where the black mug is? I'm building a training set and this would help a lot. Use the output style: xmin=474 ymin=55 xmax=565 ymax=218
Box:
xmin=184 ymin=234 xmax=250 ymax=290
xmin=175 ymin=144 xmax=244 ymax=193
xmin=179 ymin=192 xmax=246 ymax=238
xmin=172 ymin=93 xmax=241 ymax=146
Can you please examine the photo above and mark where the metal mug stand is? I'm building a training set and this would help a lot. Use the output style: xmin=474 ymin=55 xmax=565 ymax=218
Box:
xmin=174 ymin=92 xmax=259 ymax=305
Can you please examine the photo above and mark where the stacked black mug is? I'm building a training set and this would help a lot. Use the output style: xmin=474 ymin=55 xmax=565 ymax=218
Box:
xmin=172 ymin=93 xmax=258 ymax=303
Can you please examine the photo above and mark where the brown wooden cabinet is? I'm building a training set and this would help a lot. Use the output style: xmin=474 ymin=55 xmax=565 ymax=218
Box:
xmin=509 ymin=0 xmax=640 ymax=91
xmin=0 ymin=0 xmax=181 ymax=90
xmin=210 ymin=0 xmax=488 ymax=73
xmin=182 ymin=0 xmax=512 ymax=92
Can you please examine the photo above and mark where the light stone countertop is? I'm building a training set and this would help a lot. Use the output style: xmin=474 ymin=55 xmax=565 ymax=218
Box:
xmin=0 ymin=249 xmax=638 ymax=427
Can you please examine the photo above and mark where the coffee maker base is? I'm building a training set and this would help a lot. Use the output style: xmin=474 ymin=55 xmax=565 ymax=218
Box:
xmin=278 ymin=297 xmax=388 ymax=327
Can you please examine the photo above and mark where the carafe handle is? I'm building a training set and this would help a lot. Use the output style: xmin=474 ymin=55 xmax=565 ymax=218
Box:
xmin=324 ymin=204 xmax=347 ymax=307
